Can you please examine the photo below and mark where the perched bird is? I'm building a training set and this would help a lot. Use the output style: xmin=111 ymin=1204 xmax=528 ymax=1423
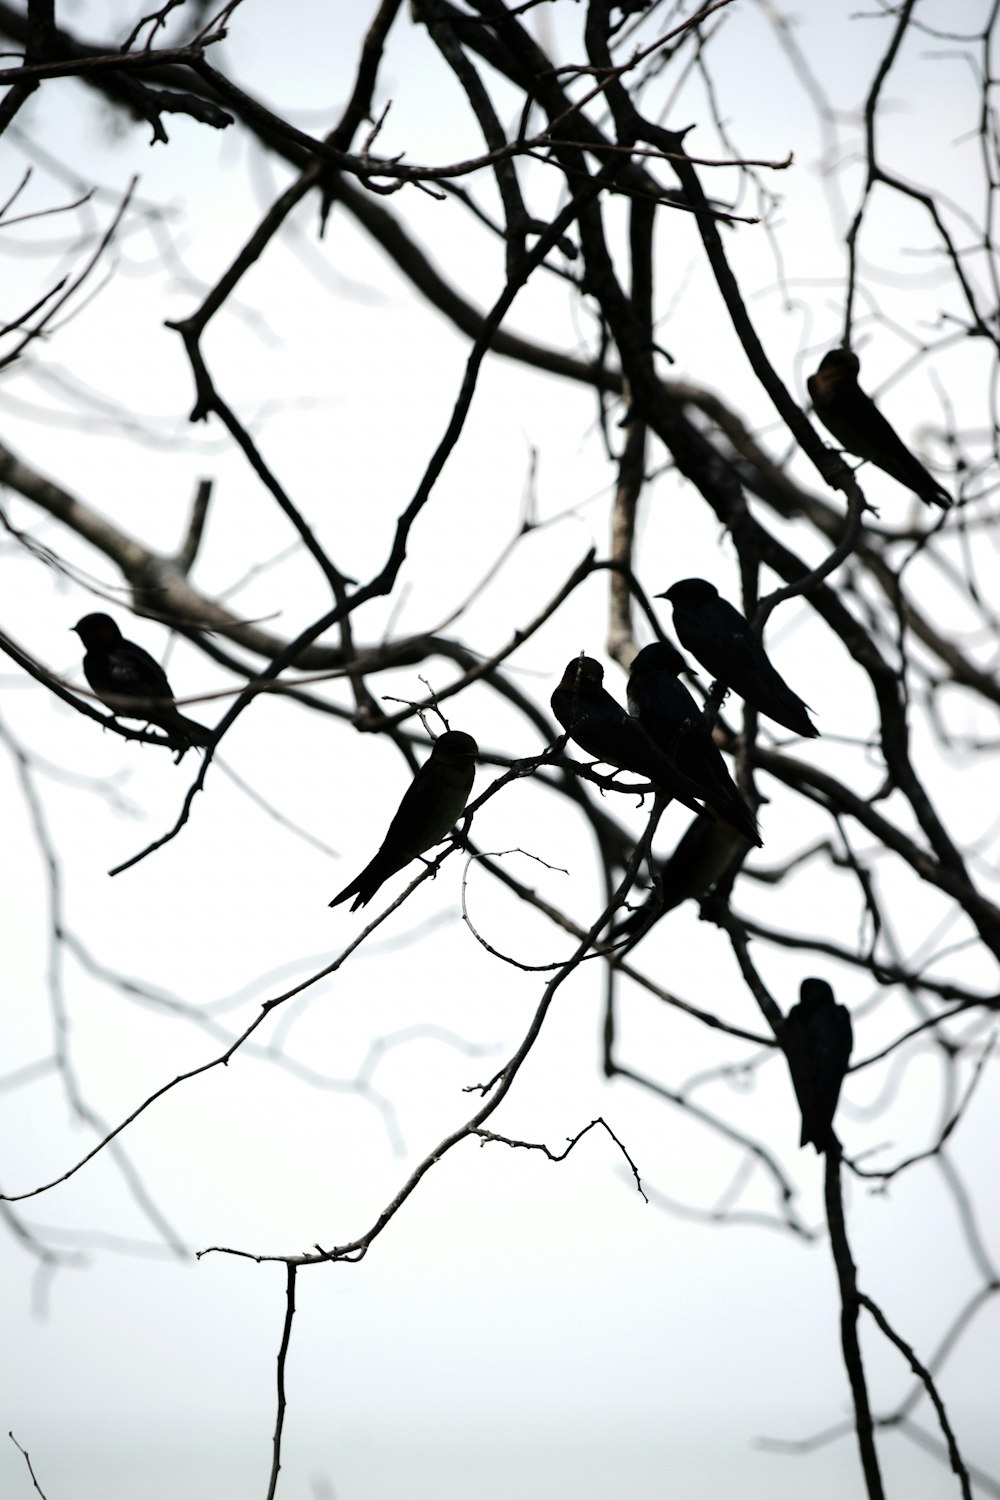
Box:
xmin=550 ymin=655 xmax=709 ymax=816
xmin=606 ymin=814 xmax=751 ymax=946
xmin=807 ymin=347 xmax=951 ymax=510
xmin=659 ymin=580 xmax=818 ymax=738
xmin=781 ymin=978 xmax=853 ymax=1153
xmin=626 ymin=642 xmax=761 ymax=846
xmin=73 ymin=612 xmax=211 ymax=750
xmin=329 ymin=731 xmax=478 ymax=911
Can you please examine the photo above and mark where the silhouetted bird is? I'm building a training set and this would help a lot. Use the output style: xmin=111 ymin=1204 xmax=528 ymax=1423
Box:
xmin=781 ymin=978 xmax=853 ymax=1153
xmin=73 ymin=613 xmax=211 ymax=749
xmin=330 ymin=731 xmax=478 ymax=911
xmin=659 ymin=580 xmax=818 ymax=738
xmin=550 ymin=655 xmax=708 ymax=816
xmin=626 ymin=642 xmax=761 ymax=846
xmin=807 ymin=347 xmax=951 ymax=510
xmin=607 ymin=814 xmax=751 ymax=946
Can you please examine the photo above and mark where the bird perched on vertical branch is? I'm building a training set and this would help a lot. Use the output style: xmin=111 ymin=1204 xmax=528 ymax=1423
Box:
xmin=329 ymin=730 xmax=478 ymax=912
xmin=807 ymin=347 xmax=951 ymax=510
xmin=659 ymin=580 xmax=818 ymax=738
xmin=626 ymin=641 xmax=761 ymax=846
xmin=73 ymin=612 xmax=211 ymax=751
xmin=781 ymin=978 xmax=853 ymax=1153
xmin=550 ymin=655 xmax=710 ymax=815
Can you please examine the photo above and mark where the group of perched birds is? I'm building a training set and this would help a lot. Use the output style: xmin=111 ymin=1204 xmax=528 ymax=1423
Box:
xmin=71 ymin=346 xmax=945 ymax=1159
xmin=551 ymin=583 xmax=811 ymax=880
xmin=552 ymin=577 xmax=813 ymax=815
xmin=71 ymin=579 xmax=853 ymax=1155
xmin=546 ymin=579 xmax=849 ymax=1153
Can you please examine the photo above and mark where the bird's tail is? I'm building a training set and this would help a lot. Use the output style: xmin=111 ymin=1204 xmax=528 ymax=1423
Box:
xmin=329 ymin=857 xmax=381 ymax=911
xmin=713 ymin=798 xmax=761 ymax=848
xmin=329 ymin=880 xmax=362 ymax=911
xmin=162 ymin=709 xmax=212 ymax=748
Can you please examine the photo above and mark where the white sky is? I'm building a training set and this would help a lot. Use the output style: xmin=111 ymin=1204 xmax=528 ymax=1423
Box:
xmin=1 ymin=2 xmax=998 ymax=1497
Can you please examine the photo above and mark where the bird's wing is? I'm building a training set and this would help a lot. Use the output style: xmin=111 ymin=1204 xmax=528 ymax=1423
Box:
xmin=114 ymin=643 xmax=175 ymax=700
xmin=821 ymin=385 xmax=950 ymax=507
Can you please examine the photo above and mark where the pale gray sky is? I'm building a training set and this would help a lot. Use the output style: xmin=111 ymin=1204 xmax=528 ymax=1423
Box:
xmin=1 ymin=2 xmax=997 ymax=1498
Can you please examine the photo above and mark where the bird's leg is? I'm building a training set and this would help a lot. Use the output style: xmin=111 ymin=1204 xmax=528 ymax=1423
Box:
xmin=417 ymin=842 xmax=458 ymax=878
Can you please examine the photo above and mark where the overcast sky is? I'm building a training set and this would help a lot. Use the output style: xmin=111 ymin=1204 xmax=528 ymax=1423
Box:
xmin=1 ymin=2 xmax=998 ymax=1498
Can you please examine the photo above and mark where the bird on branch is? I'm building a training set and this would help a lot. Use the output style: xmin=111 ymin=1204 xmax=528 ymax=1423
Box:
xmin=659 ymin=580 xmax=818 ymax=739
xmin=626 ymin=641 xmax=761 ymax=846
xmin=550 ymin=654 xmax=710 ymax=815
xmin=330 ymin=730 xmax=478 ymax=912
xmin=781 ymin=978 xmax=853 ymax=1154
xmin=73 ymin=612 xmax=211 ymax=752
xmin=808 ymin=346 xmax=951 ymax=510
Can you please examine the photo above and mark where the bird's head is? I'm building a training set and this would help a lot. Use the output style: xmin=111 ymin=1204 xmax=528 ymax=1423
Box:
xmin=629 ymin=641 xmax=687 ymax=679
xmin=432 ymin=730 xmax=478 ymax=764
xmin=657 ymin=578 xmax=717 ymax=609
xmin=816 ymin=347 xmax=860 ymax=381
xmin=799 ymin=977 xmax=835 ymax=1009
xmin=558 ymin=655 xmax=604 ymax=692
xmin=73 ymin=613 xmax=123 ymax=649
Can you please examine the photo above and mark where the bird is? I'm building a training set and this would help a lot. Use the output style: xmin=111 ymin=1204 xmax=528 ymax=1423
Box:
xmin=807 ymin=347 xmax=951 ymax=510
xmin=626 ymin=641 xmax=761 ymax=846
xmin=659 ymin=580 xmax=818 ymax=738
xmin=329 ymin=730 xmax=478 ymax=911
xmin=73 ymin=612 xmax=211 ymax=750
xmin=606 ymin=813 xmax=751 ymax=946
xmin=781 ymin=978 xmax=853 ymax=1153
xmin=550 ymin=655 xmax=710 ymax=816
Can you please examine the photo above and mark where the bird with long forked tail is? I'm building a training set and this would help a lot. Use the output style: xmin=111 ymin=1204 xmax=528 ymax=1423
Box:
xmin=807 ymin=347 xmax=951 ymax=510
xmin=626 ymin=641 xmax=761 ymax=846
xmin=659 ymin=580 xmax=818 ymax=739
xmin=330 ymin=731 xmax=478 ymax=912
xmin=73 ymin=612 xmax=211 ymax=750
xmin=550 ymin=655 xmax=709 ymax=816
xmin=781 ymin=978 xmax=853 ymax=1153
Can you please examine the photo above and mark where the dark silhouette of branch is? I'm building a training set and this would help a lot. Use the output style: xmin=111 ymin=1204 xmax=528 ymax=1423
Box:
xmin=0 ymin=3 xmax=995 ymax=1494
xmin=824 ymin=1150 xmax=885 ymax=1498
xmin=266 ymin=1263 xmax=297 ymax=1500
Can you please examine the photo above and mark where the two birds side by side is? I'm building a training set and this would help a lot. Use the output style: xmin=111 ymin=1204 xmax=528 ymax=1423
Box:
xmin=627 ymin=640 xmax=764 ymax=840
xmin=549 ymin=654 xmax=731 ymax=825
